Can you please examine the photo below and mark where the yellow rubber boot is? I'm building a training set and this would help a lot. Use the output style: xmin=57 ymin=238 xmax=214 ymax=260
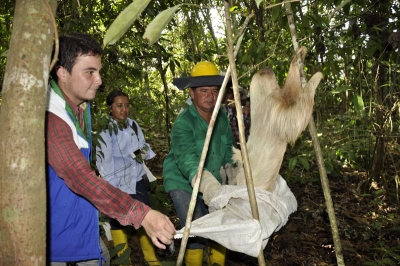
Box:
xmin=110 ymin=229 xmax=131 ymax=265
xmin=184 ymin=249 xmax=204 ymax=266
xmin=207 ymin=242 xmax=226 ymax=266
xmin=138 ymin=227 xmax=161 ymax=265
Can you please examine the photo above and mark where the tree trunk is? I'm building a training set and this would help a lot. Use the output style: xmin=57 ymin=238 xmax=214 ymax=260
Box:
xmin=0 ymin=0 xmax=57 ymax=264
xmin=370 ymin=0 xmax=391 ymax=183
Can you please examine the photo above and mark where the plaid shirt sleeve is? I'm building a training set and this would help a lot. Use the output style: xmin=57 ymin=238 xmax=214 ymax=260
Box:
xmin=46 ymin=112 xmax=150 ymax=229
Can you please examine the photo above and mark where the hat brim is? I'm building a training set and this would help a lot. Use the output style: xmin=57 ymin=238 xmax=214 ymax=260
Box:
xmin=173 ymin=75 xmax=229 ymax=90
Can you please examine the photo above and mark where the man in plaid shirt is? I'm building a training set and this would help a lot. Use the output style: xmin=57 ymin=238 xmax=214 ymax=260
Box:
xmin=46 ymin=32 xmax=175 ymax=265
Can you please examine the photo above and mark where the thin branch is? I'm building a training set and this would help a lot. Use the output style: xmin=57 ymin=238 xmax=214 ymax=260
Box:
xmin=225 ymin=2 xmax=266 ymax=265
xmin=284 ymin=2 xmax=345 ymax=265
xmin=234 ymin=11 xmax=254 ymax=43
xmin=238 ymin=30 xmax=283 ymax=80
xmin=328 ymin=0 xmax=352 ymax=22
xmin=45 ymin=0 xmax=58 ymax=72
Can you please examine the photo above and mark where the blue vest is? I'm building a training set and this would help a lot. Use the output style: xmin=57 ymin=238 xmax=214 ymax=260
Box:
xmin=47 ymin=83 xmax=101 ymax=262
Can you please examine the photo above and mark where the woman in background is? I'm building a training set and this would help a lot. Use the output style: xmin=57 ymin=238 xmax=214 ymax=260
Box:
xmin=96 ymin=90 xmax=160 ymax=265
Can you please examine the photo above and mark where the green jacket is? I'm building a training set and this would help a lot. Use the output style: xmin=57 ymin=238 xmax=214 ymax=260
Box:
xmin=163 ymin=103 xmax=234 ymax=194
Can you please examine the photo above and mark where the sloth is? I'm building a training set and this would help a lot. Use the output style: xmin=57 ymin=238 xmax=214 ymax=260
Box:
xmin=183 ymin=47 xmax=324 ymax=257
xmin=230 ymin=46 xmax=323 ymax=191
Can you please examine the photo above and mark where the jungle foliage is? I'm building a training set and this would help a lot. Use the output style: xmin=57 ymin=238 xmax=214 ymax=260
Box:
xmin=1 ymin=0 xmax=400 ymax=264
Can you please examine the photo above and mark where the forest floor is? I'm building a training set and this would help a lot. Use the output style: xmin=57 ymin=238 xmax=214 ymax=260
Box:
xmin=105 ymin=164 xmax=400 ymax=266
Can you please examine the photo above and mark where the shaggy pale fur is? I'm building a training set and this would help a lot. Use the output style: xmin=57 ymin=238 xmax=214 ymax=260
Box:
xmin=231 ymin=47 xmax=323 ymax=191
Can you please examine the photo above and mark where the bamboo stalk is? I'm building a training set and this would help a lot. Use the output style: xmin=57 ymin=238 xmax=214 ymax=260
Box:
xmin=284 ymin=3 xmax=345 ymax=265
xmin=224 ymin=2 xmax=266 ymax=265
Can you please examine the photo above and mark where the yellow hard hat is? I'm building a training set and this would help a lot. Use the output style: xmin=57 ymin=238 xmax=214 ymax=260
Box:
xmin=172 ymin=61 xmax=228 ymax=90
xmin=190 ymin=61 xmax=219 ymax=77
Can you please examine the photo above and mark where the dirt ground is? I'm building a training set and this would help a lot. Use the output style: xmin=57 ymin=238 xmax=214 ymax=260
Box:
xmin=110 ymin=167 xmax=399 ymax=266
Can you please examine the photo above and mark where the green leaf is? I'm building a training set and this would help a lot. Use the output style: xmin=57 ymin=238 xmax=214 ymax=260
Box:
xmin=156 ymin=190 xmax=168 ymax=202
xmin=109 ymin=243 xmax=127 ymax=258
xmin=97 ymin=134 xmax=106 ymax=146
xmin=324 ymin=160 xmax=333 ymax=174
xmin=97 ymin=151 xmax=104 ymax=160
xmin=271 ymin=6 xmax=280 ymax=22
xmin=156 ymin=185 xmax=165 ymax=193
xmin=103 ymin=0 xmax=152 ymax=47
xmin=135 ymin=154 xmax=143 ymax=163
xmin=288 ymin=157 xmax=298 ymax=172
xmin=143 ymin=5 xmax=181 ymax=45
xmin=1 ymin=50 xmax=7 ymax=57
xmin=255 ymin=0 xmax=264 ymax=8
xmin=111 ymin=246 xmax=131 ymax=264
xmin=331 ymin=85 xmax=352 ymax=94
xmin=353 ymin=94 xmax=365 ymax=115
xmin=299 ymin=157 xmax=310 ymax=171
xmin=229 ymin=6 xmax=238 ymax=12
xmin=113 ymin=124 xmax=118 ymax=135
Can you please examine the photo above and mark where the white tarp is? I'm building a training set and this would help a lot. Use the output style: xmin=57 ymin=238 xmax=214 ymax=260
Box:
xmin=176 ymin=175 xmax=297 ymax=257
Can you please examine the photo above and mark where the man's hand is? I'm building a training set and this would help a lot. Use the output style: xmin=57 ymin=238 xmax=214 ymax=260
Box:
xmin=191 ymin=171 xmax=221 ymax=205
xmin=141 ymin=210 xmax=176 ymax=249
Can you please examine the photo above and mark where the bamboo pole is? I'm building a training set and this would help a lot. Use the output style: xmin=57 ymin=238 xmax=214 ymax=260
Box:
xmin=223 ymin=2 xmax=266 ymax=265
xmin=284 ymin=3 xmax=345 ymax=265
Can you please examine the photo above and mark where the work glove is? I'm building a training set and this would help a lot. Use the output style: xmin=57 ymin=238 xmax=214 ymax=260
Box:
xmin=191 ymin=170 xmax=221 ymax=205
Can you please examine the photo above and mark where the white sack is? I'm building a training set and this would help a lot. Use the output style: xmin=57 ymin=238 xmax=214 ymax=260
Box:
xmin=176 ymin=175 xmax=297 ymax=257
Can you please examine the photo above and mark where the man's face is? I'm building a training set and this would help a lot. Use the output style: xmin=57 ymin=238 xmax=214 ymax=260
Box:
xmin=58 ymin=54 xmax=102 ymax=105
xmin=190 ymin=86 xmax=220 ymax=115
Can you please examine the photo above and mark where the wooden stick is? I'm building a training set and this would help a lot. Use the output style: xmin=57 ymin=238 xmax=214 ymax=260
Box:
xmin=224 ymin=2 xmax=266 ymax=265
xmin=284 ymin=3 xmax=345 ymax=265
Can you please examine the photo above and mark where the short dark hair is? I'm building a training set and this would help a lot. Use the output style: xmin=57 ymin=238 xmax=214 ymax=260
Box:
xmin=106 ymin=90 xmax=129 ymax=107
xmin=50 ymin=32 xmax=102 ymax=81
